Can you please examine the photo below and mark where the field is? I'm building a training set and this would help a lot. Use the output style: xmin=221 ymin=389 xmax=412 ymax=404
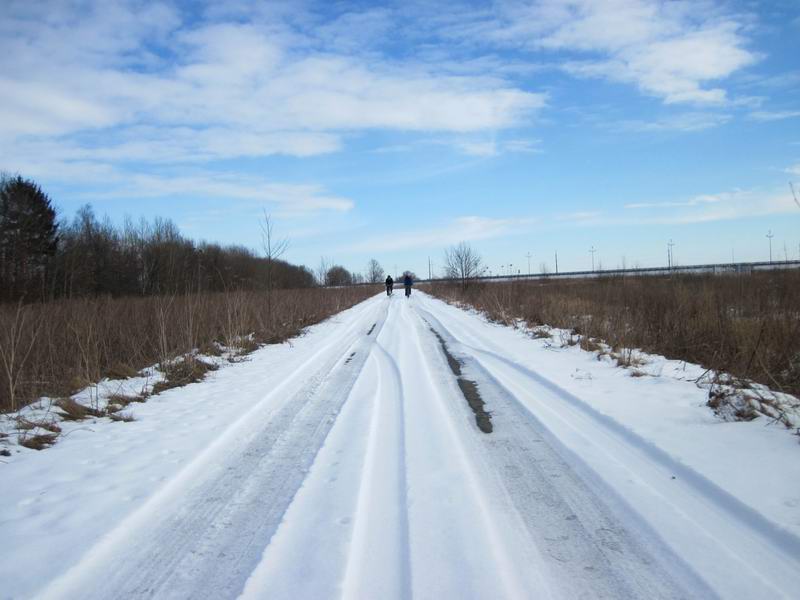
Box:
xmin=4 ymin=291 xmax=799 ymax=598
xmin=427 ymin=270 xmax=800 ymax=400
xmin=0 ymin=286 xmax=377 ymax=413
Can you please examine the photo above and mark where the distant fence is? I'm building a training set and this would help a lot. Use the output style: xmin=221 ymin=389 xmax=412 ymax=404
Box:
xmin=415 ymin=259 xmax=800 ymax=284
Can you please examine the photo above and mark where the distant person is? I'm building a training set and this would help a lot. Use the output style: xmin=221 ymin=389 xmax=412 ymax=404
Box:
xmin=403 ymin=273 xmax=413 ymax=297
xmin=385 ymin=275 xmax=394 ymax=296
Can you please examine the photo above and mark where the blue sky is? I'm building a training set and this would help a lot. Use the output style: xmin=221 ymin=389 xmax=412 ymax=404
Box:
xmin=2 ymin=0 xmax=799 ymax=278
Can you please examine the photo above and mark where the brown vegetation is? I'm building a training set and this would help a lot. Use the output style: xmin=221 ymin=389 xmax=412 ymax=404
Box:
xmin=0 ymin=286 xmax=377 ymax=412
xmin=427 ymin=271 xmax=800 ymax=398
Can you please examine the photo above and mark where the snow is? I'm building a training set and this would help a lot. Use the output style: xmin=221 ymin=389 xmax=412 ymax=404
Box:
xmin=1 ymin=291 xmax=799 ymax=599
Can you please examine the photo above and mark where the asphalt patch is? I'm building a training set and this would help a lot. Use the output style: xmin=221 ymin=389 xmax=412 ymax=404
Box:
xmin=429 ymin=327 xmax=493 ymax=434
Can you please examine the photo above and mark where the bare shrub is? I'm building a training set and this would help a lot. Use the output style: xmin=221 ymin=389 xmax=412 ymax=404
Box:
xmin=0 ymin=303 xmax=42 ymax=411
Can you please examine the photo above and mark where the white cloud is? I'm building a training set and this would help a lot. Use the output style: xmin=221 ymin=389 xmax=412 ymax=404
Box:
xmin=348 ymin=215 xmax=536 ymax=252
xmin=0 ymin=4 xmax=545 ymax=158
xmin=501 ymin=139 xmax=541 ymax=153
xmin=0 ymin=1 xmax=551 ymax=216
xmin=89 ymin=171 xmax=354 ymax=217
xmin=454 ymin=141 xmax=500 ymax=157
xmin=625 ymin=191 xmax=736 ymax=209
xmin=373 ymin=137 xmax=541 ymax=157
xmin=621 ymin=188 xmax=799 ymax=224
xmin=750 ymin=110 xmax=800 ymax=122
xmin=786 ymin=164 xmax=800 ymax=176
xmin=614 ymin=112 xmax=731 ymax=132
xmin=556 ymin=210 xmax=604 ymax=221
xmin=446 ymin=0 xmax=757 ymax=105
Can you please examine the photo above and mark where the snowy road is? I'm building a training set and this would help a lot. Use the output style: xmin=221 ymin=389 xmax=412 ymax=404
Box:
xmin=7 ymin=292 xmax=800 ymax=599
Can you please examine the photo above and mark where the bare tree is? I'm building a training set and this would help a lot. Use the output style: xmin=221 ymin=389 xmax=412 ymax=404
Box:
xmin=260 ymin=212 xmax=289 ymax=324
xmin=366 ymin=258 xmax=384 ymax=283
xmin=325 ymin=265 xmax=352 ymax=287
xmin=443 ymin=242 xmax=482 ymax=288
xmin=316 ymin=257 xmax=331 ymax=287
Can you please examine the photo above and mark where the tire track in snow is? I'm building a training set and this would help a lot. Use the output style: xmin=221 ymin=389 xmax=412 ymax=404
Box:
xmin=418 ymin=304 xmax=707 ymax=599
xmin=396 ymin=297 xmax=549 ymax=599
xmin=416 ymin=294 xmax=800 ymax=599
xmin=338 ymin=340 xmax=411 ymax=599
xmin=237 ymin=298 xmax=411 ymax=599
xmin=38 ymin=297 xmax=389 ymax=600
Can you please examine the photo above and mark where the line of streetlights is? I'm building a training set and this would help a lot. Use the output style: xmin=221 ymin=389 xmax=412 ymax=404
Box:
xmin=500 ymin=230 xmax=792 ymax=278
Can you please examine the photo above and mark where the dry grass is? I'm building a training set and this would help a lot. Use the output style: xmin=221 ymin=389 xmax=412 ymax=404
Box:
xmin=0 ymin=286 xmax=377 ymax=412
xmin=16 ymin=417 xmax=62 ymax=434
xmin=56 ymin=398 xmax=105 ymax=421
xmin=152 ymin=359 xmax=217 ymax=395
xmin=106 ymin=392 xmax=147 ymax=408
xmin=104 ymin=363 xmax=139 ymax=380
xmin=18 ymin=432 xmax=59 ymax=450
xmin=427 ymin=271 xmax=800 ymax=397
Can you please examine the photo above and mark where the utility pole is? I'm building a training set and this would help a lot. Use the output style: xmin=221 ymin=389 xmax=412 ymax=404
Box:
xmin=667 ymin=239 xmax=675 ymax=269
xmin=526 ymin=252 xmax=532 ymax=276
xmin=590 ymin=246 xmax=596 ymax=272
xmin=767 ymin=230 xmax=774 ymax=263
xmin=555 ymin=251 xmax=558 ymax=274
xmin=509 ymin=263 xmax=513 ymax=278
xmin=428 ymin=256 xmax=431 ymax=280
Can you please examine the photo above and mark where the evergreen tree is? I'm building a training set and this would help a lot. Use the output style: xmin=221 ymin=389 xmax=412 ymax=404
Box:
xmin=0 ymin=176 xmax=59 ymax=301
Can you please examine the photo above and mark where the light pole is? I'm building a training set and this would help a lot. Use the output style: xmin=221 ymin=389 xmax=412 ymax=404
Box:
xmin=667 ymin=239 xmax=675 ymax=269
xmin=590 ymin=246 xmax=596 ymax=272
xmin=767 ymin=230 xmax=774 ymax=263
xmin=526 ymin=252 xmax=532 ymax=276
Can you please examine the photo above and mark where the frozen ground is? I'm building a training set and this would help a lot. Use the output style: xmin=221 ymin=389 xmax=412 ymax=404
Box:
xmin=1 ymin=292 xmax=799 ymax=599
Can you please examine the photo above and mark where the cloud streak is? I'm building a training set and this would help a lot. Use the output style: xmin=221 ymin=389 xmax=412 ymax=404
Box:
xmin=347 ymin=215 xmax=537 ymax=252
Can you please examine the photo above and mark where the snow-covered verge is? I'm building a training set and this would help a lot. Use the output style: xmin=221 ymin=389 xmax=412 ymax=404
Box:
xmin=0 ymin=342 xmax=254 ymax=457
xmin=439 ymin=295 xmax=800 ymax=432
xmin=0 ymin=296 xmax=385 ymax=598
xmin=423 ymin=295 xmax=800 ymax=537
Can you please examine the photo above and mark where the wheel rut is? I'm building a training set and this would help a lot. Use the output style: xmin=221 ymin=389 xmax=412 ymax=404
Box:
xmin=416 ymin=303 xmax=710 ymax=599
xmin=41 ymin=302 xmax=390 ymax=600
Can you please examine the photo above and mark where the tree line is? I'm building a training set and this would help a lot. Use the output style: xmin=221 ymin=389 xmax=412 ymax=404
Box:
xmin=0 ymin=175 xmax=317 ymax=303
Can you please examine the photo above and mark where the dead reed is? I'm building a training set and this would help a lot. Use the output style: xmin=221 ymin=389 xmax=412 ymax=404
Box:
xmin=428 ymin=271 xmax=800 ymax=397
xmin=0 ymin=286 xmax=377 ymax=412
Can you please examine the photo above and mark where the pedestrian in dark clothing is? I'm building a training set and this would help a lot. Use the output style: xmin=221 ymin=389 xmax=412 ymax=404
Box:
xmin=385 ymin=275 xmax=394 ymax=296
xmin=403 ymin=274 xmax=413 ymax=297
